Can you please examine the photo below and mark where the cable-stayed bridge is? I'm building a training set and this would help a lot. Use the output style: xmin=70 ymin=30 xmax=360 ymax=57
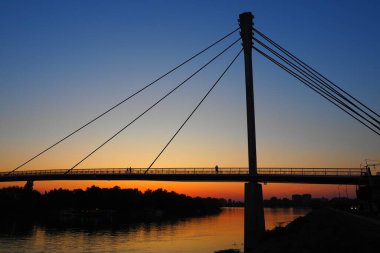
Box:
xmin=0 ymin=167 xmax=370 ymax=185
xmin=1 ymin=12 xmax=379 ymax=252
xmin=2 ymin=15 xmax=378 ymax=179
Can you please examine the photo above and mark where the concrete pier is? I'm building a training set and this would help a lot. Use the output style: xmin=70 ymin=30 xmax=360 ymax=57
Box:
xmin=244 ymin=182 xmax=265 ymax=253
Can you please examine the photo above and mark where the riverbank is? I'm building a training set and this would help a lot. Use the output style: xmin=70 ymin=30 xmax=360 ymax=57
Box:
xmin=255 ymin=207 xmax=380 ymax=253
xmin=0 ymin=186 xmax=222 ymax=217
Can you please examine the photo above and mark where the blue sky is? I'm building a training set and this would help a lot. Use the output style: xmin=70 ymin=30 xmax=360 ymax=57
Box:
xmin=1 ymin=0 xmax=379 ymax=177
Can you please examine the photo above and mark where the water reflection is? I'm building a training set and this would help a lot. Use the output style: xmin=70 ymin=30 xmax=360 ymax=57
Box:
xmin=0 ymin=208 xmax=309 ymax=253
xmin=265 ymin=207 xmax=310 ymax=228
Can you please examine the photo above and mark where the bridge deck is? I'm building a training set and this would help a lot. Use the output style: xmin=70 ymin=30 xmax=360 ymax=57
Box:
xmin=0 ymin=168 xmax=372 ymax=185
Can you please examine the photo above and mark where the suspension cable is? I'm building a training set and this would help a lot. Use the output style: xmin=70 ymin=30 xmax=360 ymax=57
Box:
xmin=253 ymin=27 xmax=380 ymax=119
xmin=253 ymin=36 xmax=379 ymax=127
xmin=253 ymin=38 xmax=379 ymax=131
xmin=65 ymin=38 xmax=241 ymax=174
xmin=145 ymin=48 xmax=243 ymax=173
xmin=253 ymin=46 xmax=380 ymax=136
xmin=8 ymin=28 xmax=239 ymax=174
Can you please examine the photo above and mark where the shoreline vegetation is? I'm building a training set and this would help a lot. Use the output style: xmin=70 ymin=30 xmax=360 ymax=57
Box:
xmin=0 ymin=185 xmax=224 ymax=234
xmin=228 ymin=195 xmax=360 ymax=210
xmin=0 ymin=185 xmax=360 ymax=215
xmin=0 ymin=186 xmax=362 ymax=219
xmin=0 ymin=186 xmax=222 ymax=221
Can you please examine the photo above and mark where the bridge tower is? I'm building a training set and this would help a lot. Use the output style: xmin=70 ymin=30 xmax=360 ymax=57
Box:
xmin=239 ymin=12 xmax=265 ymax=252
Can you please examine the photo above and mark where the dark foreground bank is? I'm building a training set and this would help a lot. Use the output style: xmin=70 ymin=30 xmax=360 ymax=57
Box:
xmin=215 ymin=207 xmax=380 ymax=253
xmin=255 ymin=207 xmax=380 ymax=253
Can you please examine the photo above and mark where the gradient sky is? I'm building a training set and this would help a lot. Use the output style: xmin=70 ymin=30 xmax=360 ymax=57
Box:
xmin=1 ymin=0 xmax=379 ymax=200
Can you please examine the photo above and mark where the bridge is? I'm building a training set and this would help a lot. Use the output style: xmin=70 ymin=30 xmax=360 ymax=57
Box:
xmin=0 ymin=167 xmax=370 ymax=185
xmin=1 ymin=12 xmax=379 ymax=252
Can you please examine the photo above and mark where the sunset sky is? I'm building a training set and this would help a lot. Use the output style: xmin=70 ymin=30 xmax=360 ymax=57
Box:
xmin=1 ymin=1 xmax=379 ymax=200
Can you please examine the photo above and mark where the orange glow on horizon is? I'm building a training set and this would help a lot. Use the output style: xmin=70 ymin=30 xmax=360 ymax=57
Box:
xmin=0 ymin=181 xmax=356 ymax=201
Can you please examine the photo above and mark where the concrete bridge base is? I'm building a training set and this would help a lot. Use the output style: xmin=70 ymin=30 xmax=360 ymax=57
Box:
xmin=244 ymin=182 xmax=265 ymax=253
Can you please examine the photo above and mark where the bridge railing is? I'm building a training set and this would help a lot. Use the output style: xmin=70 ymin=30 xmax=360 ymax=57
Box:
xmin=0 ymin=167 xmax=367 ymax=177
xmin=0 ymin=168 xmax=248 ymax=176
xmin=257 ymin=168 xmax=365 ymax=176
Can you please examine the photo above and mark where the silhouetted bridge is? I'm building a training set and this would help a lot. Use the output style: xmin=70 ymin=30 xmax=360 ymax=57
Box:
xmin=0 ymin=167 xmax=372 ymax=185
xmin=2 ymin=12 xmax=379 ymax=252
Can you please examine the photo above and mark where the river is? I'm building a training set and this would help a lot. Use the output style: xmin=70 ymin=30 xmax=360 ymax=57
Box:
xmin=0 ymin=208 xmax=309 ymax=253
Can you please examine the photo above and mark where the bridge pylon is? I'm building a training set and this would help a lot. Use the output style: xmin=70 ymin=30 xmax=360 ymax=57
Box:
xmin=239 ymin=12 xmax=265 ymax=252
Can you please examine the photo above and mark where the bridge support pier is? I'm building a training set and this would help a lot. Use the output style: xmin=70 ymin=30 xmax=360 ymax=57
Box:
xmin=244 ymin=182 xmax=265 ymax=253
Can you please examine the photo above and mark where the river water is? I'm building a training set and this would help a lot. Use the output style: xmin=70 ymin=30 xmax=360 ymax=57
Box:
xmin=0 ymin=208 xmax=309 ymax=253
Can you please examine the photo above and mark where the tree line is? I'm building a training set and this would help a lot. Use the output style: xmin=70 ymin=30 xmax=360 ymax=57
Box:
xmin=0 ymin=185 xmax=222 ymax=217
